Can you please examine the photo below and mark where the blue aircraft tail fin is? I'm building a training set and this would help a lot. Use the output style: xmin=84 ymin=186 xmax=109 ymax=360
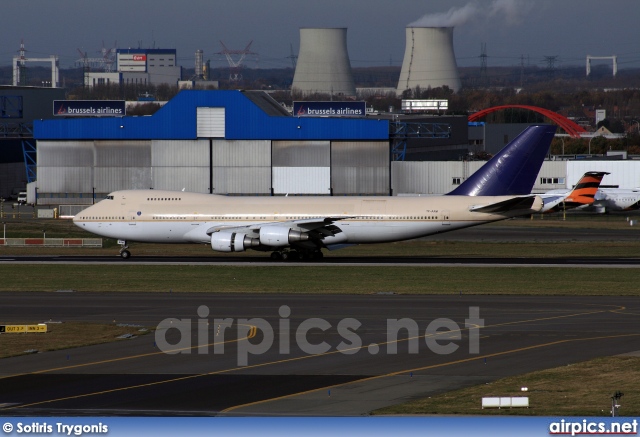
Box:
xmin=447 ymin=124 xmax=556 ymax=196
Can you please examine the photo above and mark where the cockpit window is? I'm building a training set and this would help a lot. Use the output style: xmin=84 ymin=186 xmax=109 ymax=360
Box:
xmin=106 ymin=195 xmax=114 ymax=200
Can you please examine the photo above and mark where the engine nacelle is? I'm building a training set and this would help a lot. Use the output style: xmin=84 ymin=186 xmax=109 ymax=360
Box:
xmin=211 ymin=232 xmax=260 ymax=252
xmin=259 ymin=226 xmax=310 ymax=247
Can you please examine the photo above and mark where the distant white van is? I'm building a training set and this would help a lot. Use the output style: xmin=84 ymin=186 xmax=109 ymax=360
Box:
xmin=17 ymin=192 xmax=27 ymax=205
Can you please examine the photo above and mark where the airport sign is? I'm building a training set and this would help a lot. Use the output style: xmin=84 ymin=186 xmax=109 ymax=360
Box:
xmin=0 ymin=324 xmax=47 ymax=333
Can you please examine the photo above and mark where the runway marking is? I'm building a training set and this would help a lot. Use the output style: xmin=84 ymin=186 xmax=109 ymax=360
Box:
xmin=221 ymin=332 xmax=640 ymax=414
xmin=2 ymin=305 xmax=631 ymax=411
xmin=0 ymin=323 xmax=256 ymax=381
xmin=611 ymin=309 xmax=640 ymax=316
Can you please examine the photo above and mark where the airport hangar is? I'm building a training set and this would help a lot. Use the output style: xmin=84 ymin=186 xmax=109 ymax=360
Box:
xmin=31 ymin=90 xmax=640 ymax=206
xmin=32 ymin=89 xmax=470 ymax=205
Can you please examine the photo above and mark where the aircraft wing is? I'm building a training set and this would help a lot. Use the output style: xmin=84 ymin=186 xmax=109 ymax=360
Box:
xmin=206 ymin=217 xmax=349 ymax=239
xmin=469 ymin=195 xmax=543 ymax=214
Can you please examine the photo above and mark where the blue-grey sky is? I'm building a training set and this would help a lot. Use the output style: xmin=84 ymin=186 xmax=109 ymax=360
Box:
xmin=1 ymin=0 xmax=639 ymax=71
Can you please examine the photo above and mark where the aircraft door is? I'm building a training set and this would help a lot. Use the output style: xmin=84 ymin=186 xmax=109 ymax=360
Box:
xmin=441 ymin=210 xmax=450 ymax=226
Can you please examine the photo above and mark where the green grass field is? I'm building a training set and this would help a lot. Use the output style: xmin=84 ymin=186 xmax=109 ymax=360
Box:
xmin=0 ymin=264 xmax=639 ymax=295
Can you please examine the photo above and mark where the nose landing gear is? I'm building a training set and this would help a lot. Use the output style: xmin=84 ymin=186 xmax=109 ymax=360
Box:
xmin=118 ymin=240 xmax=131 ymax=259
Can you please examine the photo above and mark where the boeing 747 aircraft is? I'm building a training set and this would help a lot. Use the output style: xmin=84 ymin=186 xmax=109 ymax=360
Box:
xmin=73 ymin=125 xmax=556 ymax=260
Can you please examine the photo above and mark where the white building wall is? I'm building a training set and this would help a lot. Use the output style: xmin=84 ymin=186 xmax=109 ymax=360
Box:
xmin=392 ymin=161 xmax=484 ymax=194
xmin=531 ymin=161 xmax=567 ymax=192
xmin=567 ymin=161 xmax=640 ymax=188
xmin=392 ymin=160 xmax=574 ymax=195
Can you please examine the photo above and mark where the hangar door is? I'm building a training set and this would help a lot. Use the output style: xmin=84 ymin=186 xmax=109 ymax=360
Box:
xmin=272 ymin=141 xmax=331 ymax=195
xmin=197 ymin=107 xmax=225 ymax=138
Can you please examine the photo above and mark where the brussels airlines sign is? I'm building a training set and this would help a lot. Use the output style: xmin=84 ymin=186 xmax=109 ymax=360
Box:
xmin=294 ymin=101 xmax=366 ymax=117
xmin=54 ymin=100 xmax=126 ymax=117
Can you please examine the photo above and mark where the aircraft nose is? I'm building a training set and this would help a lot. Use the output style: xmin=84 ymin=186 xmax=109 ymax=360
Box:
xmin=72 ymin=211 xmax=84 ymax=225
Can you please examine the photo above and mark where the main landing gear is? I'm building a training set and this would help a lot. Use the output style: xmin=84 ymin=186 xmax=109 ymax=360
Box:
xmin=118 ymin=240 xmax=131 ymax=259
xmin=270 ymin=249 xmax=324 ymax=261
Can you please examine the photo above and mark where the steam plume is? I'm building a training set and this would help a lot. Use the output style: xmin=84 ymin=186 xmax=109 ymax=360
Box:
xmin=408 ymin=0 xmax=532 ymax=27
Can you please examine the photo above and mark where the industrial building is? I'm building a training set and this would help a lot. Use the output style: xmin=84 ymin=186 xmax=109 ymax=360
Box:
xmin=86 ymin=48 xmax=181 ymax=87
xmin=33 ymin=90 xmax=390 ymax=205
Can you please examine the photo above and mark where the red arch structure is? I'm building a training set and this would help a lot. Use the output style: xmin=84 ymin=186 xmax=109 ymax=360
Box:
xmin=468 ymin=105 xmax=587 ymax=138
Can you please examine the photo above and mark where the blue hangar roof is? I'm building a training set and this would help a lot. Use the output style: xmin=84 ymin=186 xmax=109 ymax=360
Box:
xmin=34 ymin=90 xmax=390 ymax=141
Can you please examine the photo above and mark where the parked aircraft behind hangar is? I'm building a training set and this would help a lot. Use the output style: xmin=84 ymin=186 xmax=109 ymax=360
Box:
xmin=587 ymin=188 xmax=640 ymax=213
xmin=73 ymin=125 xmax=556 ymax=260
xmin=536 ymin=171 xmax=609 ymax=213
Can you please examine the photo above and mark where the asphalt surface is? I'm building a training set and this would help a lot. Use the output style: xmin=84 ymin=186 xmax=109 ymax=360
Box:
xmin=0 ymin=293 xmax=638 ymax=416
xmin=1 ymin=255 xmax=640 ymax=267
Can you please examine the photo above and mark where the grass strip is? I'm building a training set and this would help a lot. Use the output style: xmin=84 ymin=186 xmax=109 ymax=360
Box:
xmin=0 ymin=322 xmax=150 ymax=359
xmin=0 ymin=265 xmax=638 ymax=295
xmin=373 ymin=356 xmax=640 ymax=416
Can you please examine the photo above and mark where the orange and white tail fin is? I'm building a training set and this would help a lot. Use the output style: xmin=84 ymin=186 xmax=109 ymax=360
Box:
xmin=562 ymin=171 xmax=609 ymax=209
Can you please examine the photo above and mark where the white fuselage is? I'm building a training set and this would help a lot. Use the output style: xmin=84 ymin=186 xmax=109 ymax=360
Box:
xmin=592 ymin=189 xmax=640 ymax=212
xmin=73 ymin=190 xmax=542 ymax=248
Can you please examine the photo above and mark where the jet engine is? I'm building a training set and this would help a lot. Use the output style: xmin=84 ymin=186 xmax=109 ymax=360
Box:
xmin=259 ymin=226 xmax=309 ymax=247
xmin=211 ymin=232 xmax=260 ymax=252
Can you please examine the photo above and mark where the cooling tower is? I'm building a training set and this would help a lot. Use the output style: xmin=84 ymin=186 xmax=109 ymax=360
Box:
xmin=292 ymin=28 xmax=356 ymax=97
xmin=397 ymin=27 xmax=461 ymax=94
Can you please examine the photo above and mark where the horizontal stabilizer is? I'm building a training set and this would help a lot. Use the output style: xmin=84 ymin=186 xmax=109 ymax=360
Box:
xmin=470 ymin=195 xmax=542 ymax=214
xmin=541 ymin=194 xmax=565 ymax=207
